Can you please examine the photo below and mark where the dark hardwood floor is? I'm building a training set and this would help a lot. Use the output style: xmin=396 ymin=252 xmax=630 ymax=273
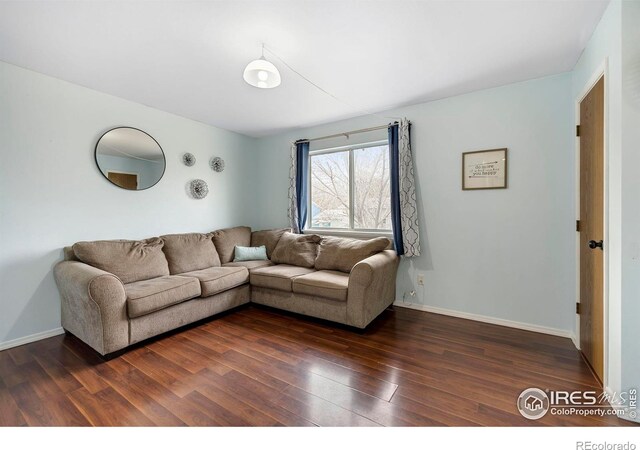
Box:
xmin=0 ymin=305 xmax=633 ymax=426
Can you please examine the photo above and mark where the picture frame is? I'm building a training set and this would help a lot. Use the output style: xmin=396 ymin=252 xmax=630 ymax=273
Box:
xmin=462 ymin=148 xmax=508 ymax=190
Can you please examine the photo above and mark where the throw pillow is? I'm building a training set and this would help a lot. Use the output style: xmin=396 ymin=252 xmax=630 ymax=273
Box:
xmin=250 ymin=228 xmax=290 ymax=258
xmin=234 ymin=245 xmax=268 ymax=262
xmin=270 ymin=232 xmax=321 ymax=268
xmin=315 ymin=236 xmax=391 ymax=273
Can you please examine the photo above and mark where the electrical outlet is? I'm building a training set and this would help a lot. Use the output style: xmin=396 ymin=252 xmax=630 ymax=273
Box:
xmin=417 ymin=274 xmax=424 ymax=286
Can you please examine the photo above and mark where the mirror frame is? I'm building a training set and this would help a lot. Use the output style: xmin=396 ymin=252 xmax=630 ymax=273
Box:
xmin=94 ymin=126 xmax=166 ymax=191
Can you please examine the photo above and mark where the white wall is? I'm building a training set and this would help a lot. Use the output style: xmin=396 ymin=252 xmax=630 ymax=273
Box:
xmin=621 ymin=0 xmax=640 ymax=421
xmin=0 ymin=61 xmax=257 ymax=347
xmin=254 ymin=73 xmax=575 ymax=334
xmin=572 ymin=0 xmax=623 ymax=395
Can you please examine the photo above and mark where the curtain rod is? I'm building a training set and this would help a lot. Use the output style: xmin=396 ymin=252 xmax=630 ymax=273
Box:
xmin=296 ymin=121 xmax=409 ymax=144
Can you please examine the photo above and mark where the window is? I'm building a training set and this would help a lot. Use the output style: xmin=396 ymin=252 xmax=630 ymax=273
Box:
xmin=309 ymin=142 xmax=391 ymax=233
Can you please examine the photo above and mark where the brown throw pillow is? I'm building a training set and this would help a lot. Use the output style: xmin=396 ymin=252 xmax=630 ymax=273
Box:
xmin=210 ymin=226 xmax=251 ymax=263
xmin=270 ymin=232 xmax=321 ymax=268
xmin=72 ymin=238 xmax=170 ymax=284
xmin=251 ymin=228 xmax=290 ymax=258
xmin=315 ymin=236 xmax=391 ymax=273
xmin=160 ymin=233 xmax=221 ymax=274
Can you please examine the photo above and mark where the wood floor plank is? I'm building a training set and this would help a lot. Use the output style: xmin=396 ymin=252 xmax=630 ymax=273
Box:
xmin=16 ymin=361 xmax=90 ymax=426
xmin=56 ymin=342 xmax=110 ymax=394
xmin=196 ymin=383 xmax=280 ymax=426
xmin=148 ymin=340 xmax=207 ymax=375
xmin=0 ymin=352 xmax=29 ymax=388
xmin=183 ymin=391 xmax=250 ymax=426
xmin=0 ymin=305 xmax=634 ymax=427
xmin=122 ymin=347 xmax=204 ymax=397
xmin=202 ymin=324 xmax=303 ymax=366
xmin=68 ymin=387 xmax=154 ymax=426
xmin=274 ymin=385 xmax=381 ymax=427
xmin=102 ymin=359 xmax=218 ymax=426
xmin=163 ymin=334 xmax=233 ymax=376
xmin=297 ymin=359 xmax=398 ymax=402
xmin=0 ymin=380 xmax=28 ymax=426
xmin=95 ymin=362 xmax=185 ymax=426
xmin=6 ymin=344 xmax=35 ymax=366
xmin=9 ymin=382 xmax=57 ymax=426
xmin=219 ymin=370 xmax=317 ymax=426
xmin=33 ymin=354 xmax=84 ymax=394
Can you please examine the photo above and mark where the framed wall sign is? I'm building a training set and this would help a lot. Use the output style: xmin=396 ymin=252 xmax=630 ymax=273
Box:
xmin=462 ymin=148 xmax=508 ymax=190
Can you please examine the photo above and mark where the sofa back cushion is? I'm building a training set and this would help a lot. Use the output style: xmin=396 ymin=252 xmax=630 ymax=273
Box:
xmin=314 ymin=236 xmax=391 ymax=273
xmin=63 ymin=246 xmax=79 ymax=261
xmin=160 ymin=233 xmax=221 ymax=274
xmin=250 ymin=228 xmax=290 ymax=258
xmin=211 ymin=226 xmax=252 ymax=264
xmin=270 ymin=232 xmax=321 ymax=268
xmin=72 ymin=238 xmax=170 ymax=283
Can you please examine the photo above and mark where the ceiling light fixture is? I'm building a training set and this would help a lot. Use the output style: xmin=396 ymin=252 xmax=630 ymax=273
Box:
xmin=243 ymin=44 xmax=281 ymax=89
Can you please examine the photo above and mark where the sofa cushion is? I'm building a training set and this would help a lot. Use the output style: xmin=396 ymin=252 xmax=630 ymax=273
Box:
xmin=125 ymin=275 xmax=201 ymax=318
xmin=160 ymin=233 xmax=221 ymax=274
xmin=251 ymin=228 xmax=290 ymax=258
xmin=270 ymin=232 xmax=321 ymax=268
xmin=223 ymin=260 xmax=274 ymax=271
xmin=211 ymin=226 xmax=252 ymax=264
xmin=315 ymin=236 xmax=391 ymax=273
xmin=180 ymin=266 xmax=249 ymax=297
xmin=292 ymin=270 xmax=350 ymax=301
xmin=73 ymin=238 xmax=170 ymax=284
xmin=250 ymin=264 xmax=315 ymax=292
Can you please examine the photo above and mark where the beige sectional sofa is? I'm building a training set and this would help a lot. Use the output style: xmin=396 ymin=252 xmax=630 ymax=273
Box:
xmin=54 ymin=227 xmax=399 ymax=356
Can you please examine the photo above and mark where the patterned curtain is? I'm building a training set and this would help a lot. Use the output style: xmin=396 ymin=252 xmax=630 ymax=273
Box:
xmin=287 ymin=142 xmax=298 ymax=232
xmin=389 ymin=118 xmax=421 ymax=257
xmin=287 ymin=140 xmax=309 ymax=233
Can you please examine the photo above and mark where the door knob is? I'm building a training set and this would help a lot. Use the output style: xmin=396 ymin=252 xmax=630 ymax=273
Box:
xmin=588 ymin=240 xmax=604 ymax=250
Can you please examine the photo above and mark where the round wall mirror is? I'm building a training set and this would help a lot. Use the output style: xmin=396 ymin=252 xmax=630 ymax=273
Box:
xmin=95 ymin=127 xmax=166 ymax=190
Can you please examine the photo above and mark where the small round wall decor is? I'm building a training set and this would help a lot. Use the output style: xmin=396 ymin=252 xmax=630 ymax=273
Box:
xmin=182 ymin=153 xmax=196 ymax=166
xmin=210 ymin=156 xmax=225 ymax=172
xmin=189 ymin=179 xmax=209 ymax=199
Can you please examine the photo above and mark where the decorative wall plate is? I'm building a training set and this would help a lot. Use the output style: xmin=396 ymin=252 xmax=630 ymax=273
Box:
xmin=210 ymin=156 xmax=225 ymax=172
xmin=182 ymin=153 xmax=196 ymax=166
xmin=189 ymin=179 xmax=209 ymax=199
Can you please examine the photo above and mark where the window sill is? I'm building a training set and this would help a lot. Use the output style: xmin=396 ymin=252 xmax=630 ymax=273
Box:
xmin=303 ymin=228 xmax=393 ymax=240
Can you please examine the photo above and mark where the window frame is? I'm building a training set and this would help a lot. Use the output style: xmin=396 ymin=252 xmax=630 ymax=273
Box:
xmin=306 ymin=140 xmax=393 ymax=238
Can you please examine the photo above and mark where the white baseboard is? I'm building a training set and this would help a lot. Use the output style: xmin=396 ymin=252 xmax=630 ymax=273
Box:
xmin=571 ymin=333 xmax=580 ymax=350
xmin=0 ymin=327 xmax=65 ymax=352
xmin=393 ymin=301 xmax=573 ymax=339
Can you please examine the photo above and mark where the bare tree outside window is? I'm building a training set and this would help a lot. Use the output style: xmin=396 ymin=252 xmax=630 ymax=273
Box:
xmin=310 ymin=144 xmax=391 ymax=230
xmin=310 ymin=152 xmax=349 ymax=228
xmin=354 ymin=145 xmax=391 ymax=229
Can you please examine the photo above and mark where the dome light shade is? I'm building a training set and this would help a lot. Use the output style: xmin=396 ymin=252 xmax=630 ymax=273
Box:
xmin=243 ymin=57 xmax=281 ymax=89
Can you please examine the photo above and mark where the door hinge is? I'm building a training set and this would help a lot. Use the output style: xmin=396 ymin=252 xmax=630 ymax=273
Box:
xmin=576 ymin=220 xmax=580 ymax=232
xmin=576 ymin=125 xmax=581 ymax=137
xmin=576 ymin=302 xmax=581 ymax=315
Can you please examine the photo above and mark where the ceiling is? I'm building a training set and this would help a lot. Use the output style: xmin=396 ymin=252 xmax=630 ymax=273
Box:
xmin=98 ymin=128 xmax=165 ymax=160
xmin=0 ymin=1 xmax=608 ymax=137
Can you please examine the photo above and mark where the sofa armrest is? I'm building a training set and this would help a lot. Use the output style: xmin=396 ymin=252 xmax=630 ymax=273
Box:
xmin=53 ymin=260 xmax=129 ymax=355
xmin=347 ymin=250 xmax=399 ymax=328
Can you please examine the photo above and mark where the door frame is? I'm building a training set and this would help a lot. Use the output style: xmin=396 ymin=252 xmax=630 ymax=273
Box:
xmin=574 ymin=59 xmax=609 ymax=387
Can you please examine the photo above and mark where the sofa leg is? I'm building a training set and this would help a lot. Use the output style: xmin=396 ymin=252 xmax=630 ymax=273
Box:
xmin=101 ymin=348 xmax=128 ymax=361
